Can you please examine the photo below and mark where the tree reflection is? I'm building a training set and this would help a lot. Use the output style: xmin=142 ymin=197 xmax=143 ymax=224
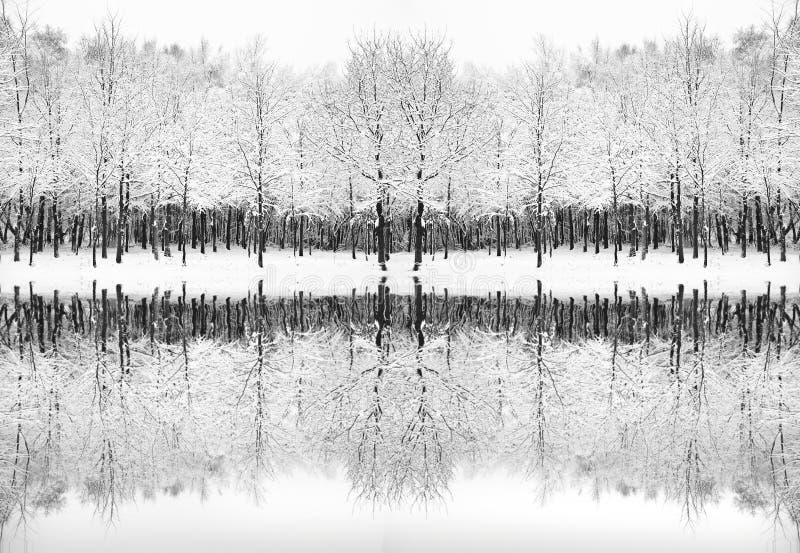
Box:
xmin=0 ymin=282 xmax=798 ymax=539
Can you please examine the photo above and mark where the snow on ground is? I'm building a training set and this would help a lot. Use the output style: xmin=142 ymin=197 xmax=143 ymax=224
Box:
xmin=0 ymin=247 xmax=798 ymax=298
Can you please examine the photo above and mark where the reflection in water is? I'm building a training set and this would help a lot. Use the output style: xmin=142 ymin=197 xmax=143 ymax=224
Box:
xmin=0 ymin=280 xmax=799 ymax=547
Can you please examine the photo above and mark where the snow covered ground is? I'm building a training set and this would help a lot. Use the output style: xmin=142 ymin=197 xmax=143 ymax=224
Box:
xmin=1 ymin=247 xmax=798 ymax=298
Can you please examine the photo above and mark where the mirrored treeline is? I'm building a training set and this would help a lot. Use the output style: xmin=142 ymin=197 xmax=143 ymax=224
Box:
xmin=1 ymin=281 xmax=799 ymax=350
xmin=0 ymin=280 xmax=799 ymax=541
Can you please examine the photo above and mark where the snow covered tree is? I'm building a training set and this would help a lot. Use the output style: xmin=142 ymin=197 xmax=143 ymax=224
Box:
xmin=29 ymin=26 xmax=74 ymax=260
xmin=0 ymin=0 xmax=34 ymax=263
xmin=726 ymin=24 xmax=770 ymax=260
xmin=76 ymin=14 xmax=132 ymax=266
xmin=229 ymin=37 xmax=294 ymax=267
xmin=310 ymin=34 xmax=398 ymax=264
xmin=505 ymin=37 xmax=571 ymax=267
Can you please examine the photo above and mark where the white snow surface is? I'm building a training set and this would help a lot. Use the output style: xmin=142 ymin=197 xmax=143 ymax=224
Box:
xmin=1 ymin=247 xmax=798 ymax=298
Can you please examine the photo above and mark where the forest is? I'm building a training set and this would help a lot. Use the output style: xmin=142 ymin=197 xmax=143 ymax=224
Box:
xmin=0 ymin=3 xmax=799 ymax=269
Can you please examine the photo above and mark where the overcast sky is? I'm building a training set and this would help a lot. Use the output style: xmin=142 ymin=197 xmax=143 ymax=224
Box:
xmin=32 ymin=0 xmax=771 ymax=69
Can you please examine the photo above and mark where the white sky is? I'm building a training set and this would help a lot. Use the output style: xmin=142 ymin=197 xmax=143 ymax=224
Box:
xmin=32 ymin=0 xmax=770 ymax=70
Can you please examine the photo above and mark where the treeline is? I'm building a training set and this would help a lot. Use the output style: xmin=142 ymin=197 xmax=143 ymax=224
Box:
xmin=1 ymin=5 xmax=800 ymax=267
xmin=5 ymin=197 xmax=800 ymax=266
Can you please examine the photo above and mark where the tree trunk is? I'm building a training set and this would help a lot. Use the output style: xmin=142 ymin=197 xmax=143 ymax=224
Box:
xmin=722 ymin=214 xmax=729 ymax=253
xmin=13 ymin=188 xmax=22 ymax=262
xmin=414 ymin=197 xmax=424 ymax=267
xmin=226 ymin=206 xmax=232 ymax=250
xmin=200 ymin=210 xmax=206 ymax=255
xmin=741 ymin=196 xmax=747 ymax=258
xmin=583 ymin=210 xmax=588 ymax=253
xmin=612 ymin=196 xmax=619 ymax=266
xmin=692 ymin=195 xmax=699 ymax=259
xmin=116 ymin=177 xmax=125 ymax=264
xmin=53 ymin=194 xmax=60 ymax=259
xmin=35 ymin=195 xmax=44 ymax=253
xmin=778 ymin=188 xmax=786 ymax=262
xmin=675 ymin=173 xmax=684 ymax=263
xmin=495 ymin=214 xmax=501 ymax=257
xmin=535 ymin=187 xmax=543 ymax=268
xmin=299 ymin=214 xmax=305 ymax=257
xmin=754 ymin=195 xmax=764 ymax=253
xmin=376 ymin=198 xmax=386 ymax=265
xmin=191 ymin=210 xmax=198 ymax=250
xmin=164 ymin=204 xmax=171 ymax=258
xmin=568 ymin=207 xmax=574 ymax=250
xmin=150 ymin=202 xmax=159 ymax=260
xmin=257 ymin=184 xmax=264 ymax=268
xmin=101 ymin=193 xmax=108 ymax=259
xmin=212 ymin=210 xmax=218 ymax=253
xmin=642 ymin=202 xmax=650 ymax=260
xmin=91 ymin=198 xmax=97 ymax=268
xmin=181 ymin=192 xmax=188 ymax=266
